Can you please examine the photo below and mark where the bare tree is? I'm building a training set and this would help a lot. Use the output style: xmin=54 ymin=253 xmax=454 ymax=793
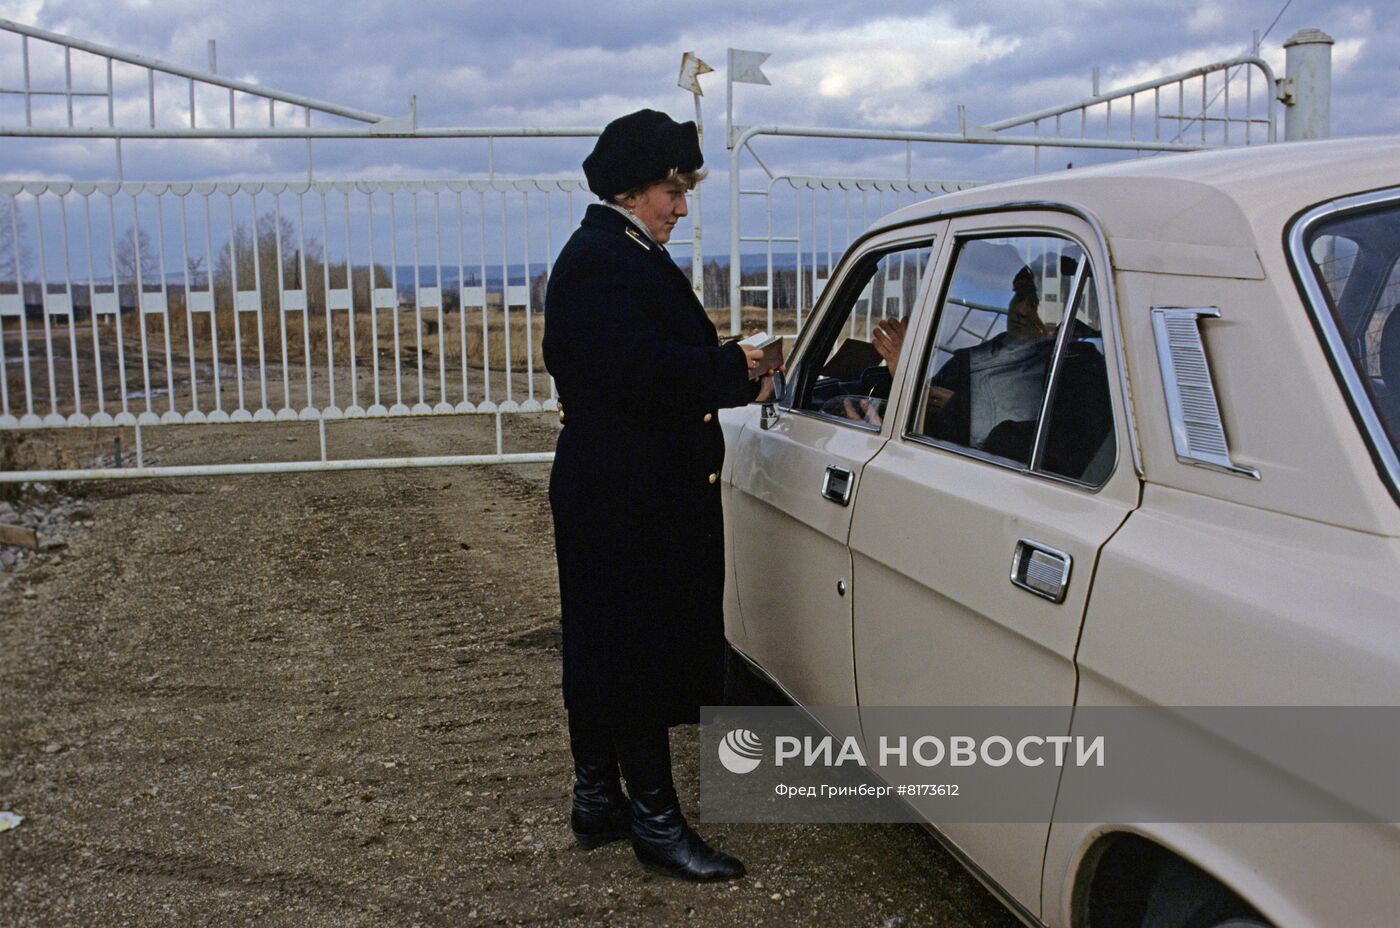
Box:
xmin=115 ymin=225 xmax=160 ymax=281
xmin=529 ymin=268 xmax=549 ymax=311
xmin=113 ymin=225 xmax=160 ymax=309
xmin=0 ymin=196 xmax=34 ymax=286
xmin=213 ymin=211 xmax=326 ymax=315
xmin=702 ymin=258 xmax=727 ymax=310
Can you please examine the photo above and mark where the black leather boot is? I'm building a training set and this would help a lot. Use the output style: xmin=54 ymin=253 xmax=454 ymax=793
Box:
xmin=568 ymin=715 xmax=631 ymax=849
xmin=614 ymin=725 xmax=745 ymax=882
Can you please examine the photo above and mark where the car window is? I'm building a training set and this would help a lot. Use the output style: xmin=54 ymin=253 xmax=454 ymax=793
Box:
xmin=1310 ymin=233 xmax=1361 ymax=308
xmin=1303 ymin=203 xmax=1400 ymax=463
xmin=794 ymin=241 xmax=935 ymax=428
xmin=909 ymin=234 xmax=1116 ymax=485
xmin=1036 ymin=272 xmax=1116 ymax=483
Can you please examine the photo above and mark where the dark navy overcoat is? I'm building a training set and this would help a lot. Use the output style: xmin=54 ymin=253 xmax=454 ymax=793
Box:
xmin=543 ymin=204 xmax=756 ymax=726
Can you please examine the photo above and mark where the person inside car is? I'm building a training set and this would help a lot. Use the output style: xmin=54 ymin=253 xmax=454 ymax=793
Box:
xmin=923 ymin=263 xmax=1112 ymax=479
xmin=922 ymin=264 xmax=1053 ymax=459
xmin=815 ymin=315 xmax=908 ymax=425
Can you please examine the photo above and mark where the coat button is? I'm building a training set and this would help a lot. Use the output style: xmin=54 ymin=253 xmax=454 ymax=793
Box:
xmin=703 ymin=412 xmax=713 ymax=423
xmin=708 ymin=472 xmax=718 ymax=485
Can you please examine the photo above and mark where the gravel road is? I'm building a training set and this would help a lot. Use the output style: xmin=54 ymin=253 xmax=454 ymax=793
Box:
xmin=0 ymin=416 xmax=1019 ymax=927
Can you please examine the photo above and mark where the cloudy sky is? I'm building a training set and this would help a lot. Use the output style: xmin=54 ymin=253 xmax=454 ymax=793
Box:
xmin=1 ymin=0 xmax=1396 ymax=267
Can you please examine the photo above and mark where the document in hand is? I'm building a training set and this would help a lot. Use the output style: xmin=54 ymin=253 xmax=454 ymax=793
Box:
xmin=739 ymin=331 xmax=785 ymax=381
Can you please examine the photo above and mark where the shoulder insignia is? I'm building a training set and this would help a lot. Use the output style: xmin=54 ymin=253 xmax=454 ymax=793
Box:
xmin=624 ymin=227 xmax=652 ymax=251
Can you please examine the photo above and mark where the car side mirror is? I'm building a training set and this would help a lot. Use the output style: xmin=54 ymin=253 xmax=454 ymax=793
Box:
xmin=770 ymin=370 xmax=788 ymax=405
xmin=760 ymin=370 xmax=787 ymax=431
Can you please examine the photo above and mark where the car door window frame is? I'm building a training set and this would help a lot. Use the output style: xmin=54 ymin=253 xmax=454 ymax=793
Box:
xmin=901 ymin=226 xmax=1118 ymax=491
xmin=785 ymin=232 xmax=941 ymax=434
xmin=1289 ymin=186 xmax=1400 ymax=505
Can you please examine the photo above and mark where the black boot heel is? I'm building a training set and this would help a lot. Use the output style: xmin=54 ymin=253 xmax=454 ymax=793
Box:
xmin=571 ymin=803 xmax=632 ymax=849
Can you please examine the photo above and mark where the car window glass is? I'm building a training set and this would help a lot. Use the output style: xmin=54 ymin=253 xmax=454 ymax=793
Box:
xmin=1037 ymin=273 xmax=1116 ymax=484
xmin=912 ymin=235 xmax=1083 ymax=467
xmin=1366 ymin=260 xmax=1400 ymax=380
xmin=1303 ymin=204 xmax=1400 ymax=461
xmin=797 ymin=242 xmax=934 ymax=427
xmin=1309 ymin=233 xmax=1361 ymax=307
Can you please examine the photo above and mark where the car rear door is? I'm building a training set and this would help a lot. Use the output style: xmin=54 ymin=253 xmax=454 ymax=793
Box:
xmin=848 ymin=212 xmax=1140 ymax=915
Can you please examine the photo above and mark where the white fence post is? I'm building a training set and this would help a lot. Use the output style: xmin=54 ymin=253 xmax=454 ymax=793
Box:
xmin=1283 ymin=28 xmax=1334 ymax=141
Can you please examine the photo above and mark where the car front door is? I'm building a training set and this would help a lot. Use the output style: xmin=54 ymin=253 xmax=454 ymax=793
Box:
xmin=849 ymin=214 xmax=1139 ymax=915
xmin=725 ymin=230 xmax=941 ymax=708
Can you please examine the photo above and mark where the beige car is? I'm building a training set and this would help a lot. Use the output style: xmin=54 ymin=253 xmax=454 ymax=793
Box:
xmin=719 ymin=136 xmax=1400 ymax=928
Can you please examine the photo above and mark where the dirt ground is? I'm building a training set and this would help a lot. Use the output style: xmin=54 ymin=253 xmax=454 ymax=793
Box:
xmin=0 ymin=415 xmax=1019 ymax=928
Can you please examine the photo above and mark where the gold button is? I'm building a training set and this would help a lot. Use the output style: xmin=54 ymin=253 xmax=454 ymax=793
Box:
xmin=708 ymin=472 xmax=718 ymax=485
xmin=703 ymin=412 xmax=713 ymax=423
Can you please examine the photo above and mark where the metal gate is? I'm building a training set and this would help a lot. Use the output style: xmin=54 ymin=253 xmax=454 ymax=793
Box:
xmin=724 ymin=49 xmax=1280 ymax=335
xmin=0 ymin=18 xmax=609 ymax=480
xmin=2 ymin=20 xmax=1299 ymax=481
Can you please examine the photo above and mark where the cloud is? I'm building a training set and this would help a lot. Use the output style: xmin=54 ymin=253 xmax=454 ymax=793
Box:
xmin=1 ymin=0 xmax=1396 ymax=216
xmin=782 ymin=14 xmax=1018 ymax=88
xmin=1329 ymin=5 xmax=1376 ymax=34
xmin=1332 ymin=37 xmax=1367 ymax=75
xmin=1187 ymin=2 xmax=1230 ymax=35
xmin=0 ymin=0 xmax=43 ymax=21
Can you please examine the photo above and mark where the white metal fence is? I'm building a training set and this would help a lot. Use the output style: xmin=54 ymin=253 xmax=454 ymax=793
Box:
xmin=0 ymin=18 xmax=608 ymax=479
xmin=725 ymin=54 xmax=1280 ymax=333
xmin=1 ymin=18 xmax=1296 ymax=481
xmin=735 ymin=176 xmax=981 ymax=336
xmin=1 ymin=178 xmax=586 ymax=427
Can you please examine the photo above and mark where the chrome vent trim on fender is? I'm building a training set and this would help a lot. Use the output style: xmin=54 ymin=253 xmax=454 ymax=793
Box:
xmin=1151 ymin=306 xmax=1261 ymax=479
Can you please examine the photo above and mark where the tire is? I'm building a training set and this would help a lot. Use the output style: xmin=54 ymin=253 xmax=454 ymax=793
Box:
xmin=1140 ymin=857 xmax=1267 ymax=928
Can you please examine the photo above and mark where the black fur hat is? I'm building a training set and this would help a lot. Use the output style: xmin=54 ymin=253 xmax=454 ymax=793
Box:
xmin=583 ymin=109 xmax=703 ymax=201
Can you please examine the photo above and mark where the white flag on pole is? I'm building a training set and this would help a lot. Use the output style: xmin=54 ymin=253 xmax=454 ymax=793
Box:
xmin=728 ymin=49 xmax=771 ymax=86
xmin=678 ymin=52 xmax=714 ymax=95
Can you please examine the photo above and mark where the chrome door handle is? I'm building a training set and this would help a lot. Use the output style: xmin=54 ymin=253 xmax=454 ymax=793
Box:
xmin=1011 ymin=540 xmax=1072 ymax=603
xmin=821 ymin=465 xmax=853 ymax=505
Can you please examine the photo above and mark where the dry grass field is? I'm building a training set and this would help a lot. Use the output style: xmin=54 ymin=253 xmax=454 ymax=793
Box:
xmin=2 ymin=301 xmax=807 ymax=424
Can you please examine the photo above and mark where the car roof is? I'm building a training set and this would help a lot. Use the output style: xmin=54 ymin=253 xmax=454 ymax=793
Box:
xmin=879 ymin=135 xmax=1400 ymax=251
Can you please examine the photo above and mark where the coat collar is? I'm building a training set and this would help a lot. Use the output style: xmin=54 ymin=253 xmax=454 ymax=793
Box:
xmin=579 ymin=203 xmax=716 ymax=339
xmin=602 ymin=201 xmax=657 ymax=243
xmin=582 ymin=202 xmax=656 ymax=251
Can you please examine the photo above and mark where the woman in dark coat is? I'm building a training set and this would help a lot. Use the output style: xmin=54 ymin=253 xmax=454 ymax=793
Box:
xmin=543 ymin=109 xmax=772 ymax=882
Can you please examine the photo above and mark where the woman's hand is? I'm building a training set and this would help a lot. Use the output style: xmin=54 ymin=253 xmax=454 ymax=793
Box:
xmin=742 ymin=343 xmax=766 ymax=373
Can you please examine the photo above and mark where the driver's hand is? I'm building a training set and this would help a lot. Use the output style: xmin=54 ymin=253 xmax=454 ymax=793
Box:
xmin=841 ymin=397 xmax=884 ymax=427
xmin=872 ymin=317 xmax=908 ymax=375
